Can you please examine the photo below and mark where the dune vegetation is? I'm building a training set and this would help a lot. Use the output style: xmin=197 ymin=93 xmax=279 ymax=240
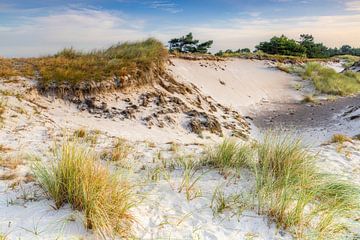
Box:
xmin=0 ymin=38 xmax=167 ymax=90
xmin=33 ymin=139 xmax=135 ymax=238
xmin=302 ymin=63 xmax=360 ymax=96
xmin=207 ymin=133 xmax=360 ymax=239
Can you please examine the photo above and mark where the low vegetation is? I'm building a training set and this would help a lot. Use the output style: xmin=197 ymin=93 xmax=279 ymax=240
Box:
xmin=301 ymin=62 xmax=360 ymax=95
xmin=207 ymin=133 xmax=360 ymax=239
xmin=301 ymin=95 xmax=317 ymax=103
xmin=0 ymin=38 xmax=167 ymax=93
xmin=0 ymin=98 xmax=6 ymax=125
xmin=331 ymin=134 xmax=353 ymax=144
xmin=101 ymin=138 xmax=132 ymax=168
xmin=33 ymin=140 xmax=134 ymax=238
xmin=206 ymin=139 xmax=253 ymax=172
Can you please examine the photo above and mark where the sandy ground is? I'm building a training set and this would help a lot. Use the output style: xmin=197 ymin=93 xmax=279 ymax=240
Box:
xmin=169 ymin=58 xmax=301 ymax=114
xmin=0 ymin=58 xmax=359 ymax=239
xmin=250 ymin=96 xmax=360 ymax=145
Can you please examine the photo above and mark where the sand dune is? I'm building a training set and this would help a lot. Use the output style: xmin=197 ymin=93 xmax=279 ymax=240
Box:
xmin=169 ymin=58 xmax=300 ymax=113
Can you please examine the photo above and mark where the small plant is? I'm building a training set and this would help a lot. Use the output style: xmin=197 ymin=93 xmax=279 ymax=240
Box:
xmin=206 ymin=139 xmax=253 ymax=173
xmin=73 ymin=128 xmax=86 ymax=138
xmin=168 ymin=142 xmax=180 ymax=152
xmin=101 ymin=138 xmax=132 ymax=168
xmin=294 ymin=83 xmax=303 ymax=91
xmin=73 ymin=128 xmax=98 ymax=144
xmin=177 ymin=156 xmax=205 ymax=201
xmin=210 ymin=186 xmax=251 ymax=217
xmin=33 ymin=140 xmax=134 ymax=238
xmin=0 ymin=98 xmax=6 ymax=125
xmin=301 ymin=95 xmax=317 ymax=103
xmin=331 ymin=134 xmax=353 ymax=144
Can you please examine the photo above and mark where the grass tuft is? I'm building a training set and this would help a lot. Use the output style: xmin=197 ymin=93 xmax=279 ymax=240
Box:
xmin=33 ymin=140 xmax=134 ymax=238
xmin=206 ymin=139 xmax=254 ymax=172
xmin=331 ymin=134 xmax=353 ymax=144
xmin=301 ymin=95 xmax=317 ymax=104
xmin=301 ymin=62 xmax=360 ymax=96
xmin=209 ymin=133 xmax=360 ymax=238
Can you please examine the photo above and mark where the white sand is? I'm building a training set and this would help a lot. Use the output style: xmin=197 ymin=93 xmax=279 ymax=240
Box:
xmin=169 ymin=58 xmax=300 ymax=113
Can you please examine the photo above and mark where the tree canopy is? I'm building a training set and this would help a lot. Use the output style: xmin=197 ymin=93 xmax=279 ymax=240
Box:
xmin=168 ymin=33 xmax=213 ymax=54
xmin=255 ymin=34 xmax=360 ymax=58
xmin=255 ymin=35 xmax=307 ymax=57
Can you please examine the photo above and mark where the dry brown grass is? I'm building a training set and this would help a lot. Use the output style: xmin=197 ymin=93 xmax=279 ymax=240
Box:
xmin=0 ymin=172 xmax=17 ymax=180
xmin=101 ymin=138 xmax=132 ymax=167
xmin=0 ymin=145 xmax=12 ymax=152
xmin=0 ymin=157 xmax=23 ymax=169
xmin=331 ymin=134 xmax=353 ymax=144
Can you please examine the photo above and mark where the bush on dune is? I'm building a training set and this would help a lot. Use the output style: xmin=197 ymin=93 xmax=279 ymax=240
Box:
xmin=33 ymin=140 xmax=135 ymax=238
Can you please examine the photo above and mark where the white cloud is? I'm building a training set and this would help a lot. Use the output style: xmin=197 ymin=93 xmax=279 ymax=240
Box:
xmin=0 ymin=8 xmax=150 ymax=57
xmin=345 ymin=1 xmax=360 ymax=11
xmin=148 ymin=1 xmax=182 ymax=13
xmin=0 ymin=7 xmax=359 ymax=57
xmin=182 ymin=14 xmax=360 ymax=52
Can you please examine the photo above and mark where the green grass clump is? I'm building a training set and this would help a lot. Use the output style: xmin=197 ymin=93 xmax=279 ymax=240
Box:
xmin=255 ymin=133 xmax=360 ymax=239
xmin=302 ymin=62 xmax=360 ymax=95
xmin=33 ymin=140 xmax=134 ymax=238
xmin=206 ymin=139 xmax=254 ymax=172
xmin=208 ymin=133 xmax=360 ymax=239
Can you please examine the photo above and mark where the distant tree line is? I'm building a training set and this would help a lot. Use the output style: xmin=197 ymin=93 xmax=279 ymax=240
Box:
xmin=214 ymin=34 xmax=360 ymax=58
xmin=168 ymin=33 xmax=213 ymax=54
xmin=168 ymin=33 xmax=360 ymax=58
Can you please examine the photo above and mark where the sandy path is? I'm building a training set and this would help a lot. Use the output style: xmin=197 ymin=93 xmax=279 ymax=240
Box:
xmin=250 ymin=96 xmax=360 ymax=144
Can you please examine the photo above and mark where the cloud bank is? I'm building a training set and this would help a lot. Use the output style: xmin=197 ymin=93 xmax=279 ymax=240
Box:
xmin=0 ymin=7 xmax=359 ymax=57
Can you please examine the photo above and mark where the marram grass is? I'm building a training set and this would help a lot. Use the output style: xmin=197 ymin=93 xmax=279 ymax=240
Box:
xmin=208 ymin=133 xmax=360 ymax=239
xmin=33 ymin=139 xmax=135 ymax=238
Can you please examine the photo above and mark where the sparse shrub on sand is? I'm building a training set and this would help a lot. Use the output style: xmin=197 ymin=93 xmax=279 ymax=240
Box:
xmin=0 ymin=98 xmax=6 ymax=124
xmin=331 ymin=134 xmax=353 ymax=144
xmin=73 ymin=128 xmax=98 ymax=145
xmin=33 ymin=140 xmax=135 ymax=238
xmin=176 ymin=156 xmax=205 ymax=201
xmin=301 ymin=95 xmax=317 ymax=103
xmin=301 ymin=62 xmax=360 ymax=95
xmin=101 ymin=138 xmax=132 ymax=168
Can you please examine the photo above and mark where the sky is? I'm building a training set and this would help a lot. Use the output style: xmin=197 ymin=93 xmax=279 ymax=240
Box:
xmin=0 ymin=0 xmax=360 ymax=57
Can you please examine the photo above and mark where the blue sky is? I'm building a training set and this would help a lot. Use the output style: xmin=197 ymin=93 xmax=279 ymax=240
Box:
xmin=0 ymin=0 xmax=360 ymax=56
